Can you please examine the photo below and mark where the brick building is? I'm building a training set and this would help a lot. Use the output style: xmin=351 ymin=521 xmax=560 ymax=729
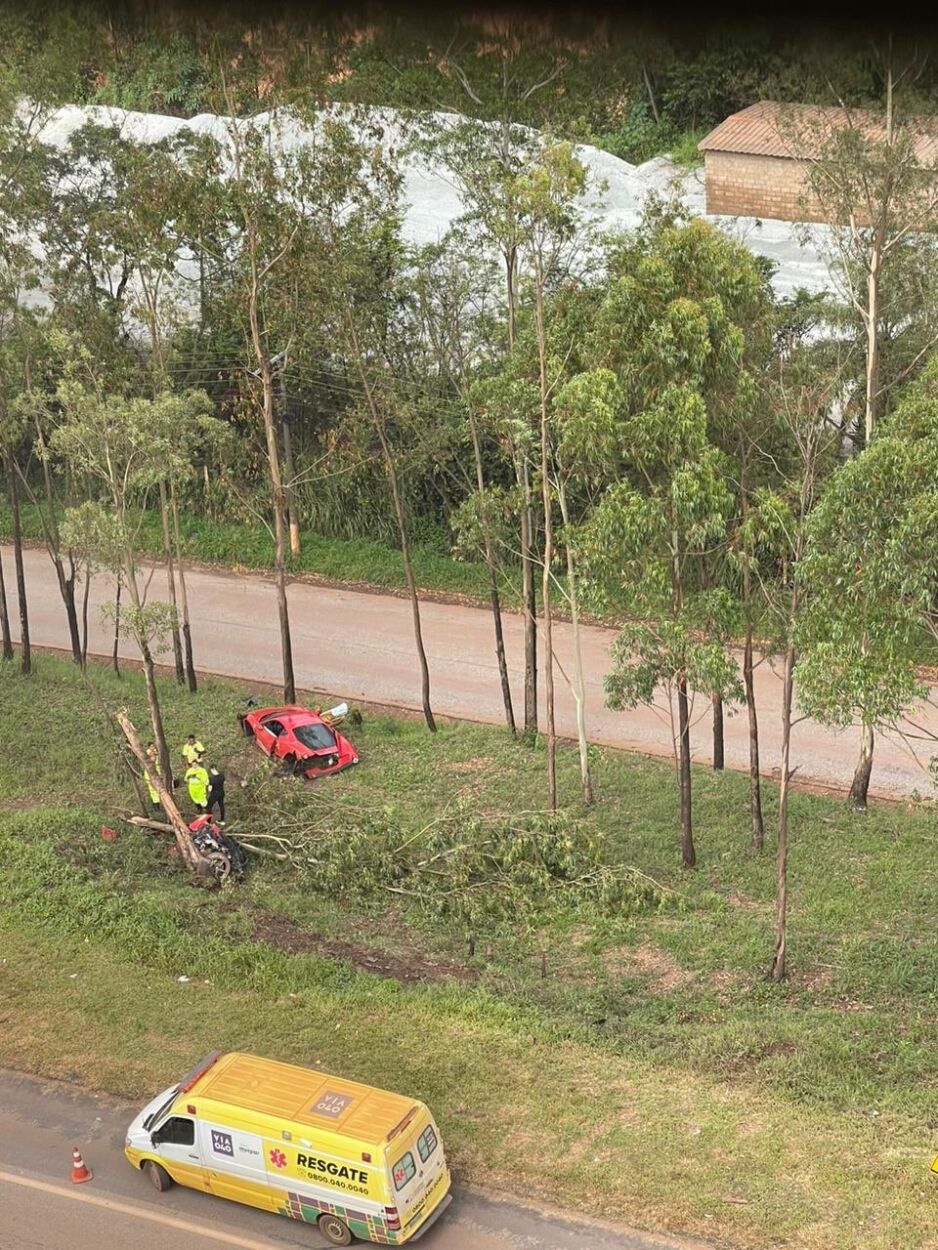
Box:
xmin=698 ymin=100 xmax=938 ymax=223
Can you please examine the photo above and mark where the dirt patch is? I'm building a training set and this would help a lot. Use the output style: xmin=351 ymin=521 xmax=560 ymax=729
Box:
xmin=706 ymin=968 xmax=747 ymax=1002
xmin=793 ymin=965 xmax=835 ymax=991
xmin=725 ymin=889 xmax=769 ymax=913
xmin=602 ymin=940 xmax=695 ymax=993
xmin=247 ymin=909 xmax=476 ymax=985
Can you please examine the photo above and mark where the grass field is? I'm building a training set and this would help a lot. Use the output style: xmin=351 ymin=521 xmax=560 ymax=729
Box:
xmin=0 ymin=502 xmax=512 ymax=606
xmin=1 ymin=654 xmax=937 ymax=1249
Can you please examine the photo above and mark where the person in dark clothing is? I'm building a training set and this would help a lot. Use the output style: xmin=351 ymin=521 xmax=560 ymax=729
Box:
xmin=207 ymin=766 xmax=226 ymax=824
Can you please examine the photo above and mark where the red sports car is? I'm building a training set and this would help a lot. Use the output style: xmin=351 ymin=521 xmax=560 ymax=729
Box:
xmin=238 ymin=704 xmax=359 ymax=779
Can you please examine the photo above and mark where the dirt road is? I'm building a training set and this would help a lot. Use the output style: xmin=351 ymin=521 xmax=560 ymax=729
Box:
xmin=6 ymin=544 xmax=938 ymax=799
xmin=0 ymin=1068 xmax=702 ymax=1250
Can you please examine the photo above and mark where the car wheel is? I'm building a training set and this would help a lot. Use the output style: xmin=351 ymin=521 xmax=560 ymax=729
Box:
xmin=204 ymin=850 xmax=231 ymax=884
xmin=318 ymin=1213 xmax=353 ymax=1246
xmin=144 ymin=1161 xmax=173 ymax=1192
xmin=282 ymin=752 xmax=301 ymax=776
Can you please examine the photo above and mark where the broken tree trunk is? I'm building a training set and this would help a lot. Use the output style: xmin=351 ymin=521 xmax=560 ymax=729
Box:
xmin=114 ymin=710 xmax=202 ymax=872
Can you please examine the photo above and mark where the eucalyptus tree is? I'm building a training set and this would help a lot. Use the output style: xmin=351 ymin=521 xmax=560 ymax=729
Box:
xmin=516 ymin=140 xmax=591 ymax=808
xmin=785 ymin=52 xmax=938 ymax=448
xmin=427 ymin=114 xmax=547 ymax=734
xmin=752 ymin=346 xmax=841 ymax=980
xmin=45 ymin=341 xmax=222 ymax=788
xmin=319 ymin=143 xmax=440 ymax=732
xmin=575 ymin=218 xmax=771 ymax=867
xmin=645 ymin=211 xmax=778 ymax=844
xmin=0 ymin=104 xmax=53 ymax=675
xmin=789 ymin=79 xmax=938 ymax=804
xmin=210 ymin=110 xmax=305 ymax=703
xmin=412 ymin=237 xmax=518 ymax=735
xmin=38 ymin=121 xmax=223 ymax=689
xmin=579 ymin=384 xmax=741 ymax=868
xmin=797 ymin=355 xmax=938 ymax=808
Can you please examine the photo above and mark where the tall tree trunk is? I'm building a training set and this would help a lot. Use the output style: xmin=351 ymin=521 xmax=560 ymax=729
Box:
xmin=504 ymin=248 xmax=537 ymax=737
xmin=0 ymin=545 xmax=12 ymax=660
xmin=124 ymin=558 xmax=172 ymax=788
xmin=112 ymin=575 xmax=122 ymax=676
xmin=247 ymin=276 xmax=295 ymax=704
xmin=711 ymin=691 xmax=725 ymax=770
xmin=170 ymin=488 xmax=197 ymax=693
xmin=849 ymin=719 xmax=875 ymax=810
xmin=521 ymin=461 xmax=538 ymax=735
xmin=771 ymin=635 xmax=797 ymax=982
xmin=677 ymin=674 xmax=695 ymax=868
xmin=273 ymin=517 xmax=295 ymax=704
xmin=60 ymin=559 xmax=82 ymax=665
xmin=540 ymin=464 xmax=556 ymax=810
xmin=29 ymin=415 xmax=81 ymax=664
xmin=389 ymin=452 xmax=436 ymax=733
xmin=535 ymin=277 xmax=556 ymax=809
xmin=278 ymin=363 xmax=301 ymax=558
xmin=351 ymin=331 xmax=435 ymax=732
xmin=642 ymin=62 xmax=660 ymax=123
xmin=864 ymin=244 xmax=882 ymax=448
xmin=743 ymin=611 xmax=764 ymax=851
xmin=558 ymin=482 xmax=592 ymax=805
xmin=672 ymin=537 xmax=694 ymax=867
xmin=468 ymin=414 xmax=515 ymax=734
xmin=7 ymin=456 xmax=30 ymax=675
xmin=739 ymin=477 xmax=764 ymax=848
xmin=80 ymin=562 xmax=90 ymax=669
xmin=159 ymin=481 xmax=185 ymax=684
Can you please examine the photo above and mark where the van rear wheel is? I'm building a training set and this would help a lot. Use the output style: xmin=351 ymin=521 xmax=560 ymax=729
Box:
xmin=318 ymin=1213 xmax=353 ymax=1245
xmin=144 ymin=1161 xmax=173 ymax=1192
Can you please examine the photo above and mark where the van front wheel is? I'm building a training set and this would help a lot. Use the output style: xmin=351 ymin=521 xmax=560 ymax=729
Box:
xmin=318 ymin=1213 xmax=353 ymax=1246
xmin=144 ymin=1161 xmax=173 ymax=1192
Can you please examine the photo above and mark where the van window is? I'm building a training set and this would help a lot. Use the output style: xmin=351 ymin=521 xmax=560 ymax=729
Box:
xmin=392 ymin=1150 xmax=416 ymax=1190
xmin=416 ymin=1125 xmax=438 ymax=1163
xmin=158 ymin=1117 xmax=195 ymax=1146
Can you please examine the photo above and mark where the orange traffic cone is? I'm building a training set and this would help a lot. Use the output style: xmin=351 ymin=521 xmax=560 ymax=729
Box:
xmin=71 ymin=1147 xmax=93 ymax=1184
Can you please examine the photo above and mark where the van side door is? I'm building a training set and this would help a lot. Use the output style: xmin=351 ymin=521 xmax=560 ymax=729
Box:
xmin=150 ymin=1115 xmax=207 ymax=1190
xmin=198 ymin=1121 xmax=275 ymax=1213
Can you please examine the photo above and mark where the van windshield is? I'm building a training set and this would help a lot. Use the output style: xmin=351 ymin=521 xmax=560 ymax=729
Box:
xmin=145 ymin=1088 xmax=180 ymax=1131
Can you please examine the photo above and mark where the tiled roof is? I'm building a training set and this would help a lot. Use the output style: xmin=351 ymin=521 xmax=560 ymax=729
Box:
xmin=698 ymin=100 xmax=938 ymax=166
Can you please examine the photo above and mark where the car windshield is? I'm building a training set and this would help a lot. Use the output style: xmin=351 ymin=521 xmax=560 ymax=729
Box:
xmin=294 ymin=722 xmax=337 ymax=752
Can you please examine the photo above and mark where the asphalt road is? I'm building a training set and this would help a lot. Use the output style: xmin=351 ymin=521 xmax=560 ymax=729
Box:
xmin=6 ymin=543 xmax=938 ymax=799
xmin=0 ymin=1069 xmax=704 ymax=1250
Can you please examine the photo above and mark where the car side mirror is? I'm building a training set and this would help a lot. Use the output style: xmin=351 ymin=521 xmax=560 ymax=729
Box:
xmin=150 ymin=1129 xmax=162 ymax=1147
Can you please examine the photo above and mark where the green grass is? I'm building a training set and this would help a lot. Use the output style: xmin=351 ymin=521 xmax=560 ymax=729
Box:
xmin=2 ymin=654 xmax=938 ymax=1250
xmin=0 ymin=502 xmax=515 ymax=605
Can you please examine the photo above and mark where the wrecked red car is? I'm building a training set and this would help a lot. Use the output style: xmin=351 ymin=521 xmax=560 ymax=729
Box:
xmin=238 ymin=704 xmax=359 ymax=779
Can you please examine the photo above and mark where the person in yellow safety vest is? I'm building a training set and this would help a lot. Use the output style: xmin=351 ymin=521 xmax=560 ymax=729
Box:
xmin=181 ymin=733 xmax=205 ymax=767
xmin=144 ymin=743 xmax=162 ymax=812
xmin=185 ymin=759 xmax=210 ymax=813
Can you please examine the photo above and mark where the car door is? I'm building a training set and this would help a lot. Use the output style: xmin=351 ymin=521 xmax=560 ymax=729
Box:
xmin=256 ymin=718 xmax=284 ymax=756
xmin=151 ymin=1115 xmax=206 ymax=1190
xmin=198 ymin=1121 xmax=275 ymax=1213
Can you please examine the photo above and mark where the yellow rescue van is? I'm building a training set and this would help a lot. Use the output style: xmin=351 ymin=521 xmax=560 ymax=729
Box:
xmin=124 ymin=1050 xmax=452 ymax=1245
